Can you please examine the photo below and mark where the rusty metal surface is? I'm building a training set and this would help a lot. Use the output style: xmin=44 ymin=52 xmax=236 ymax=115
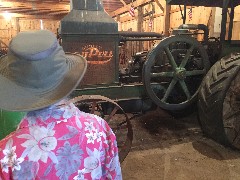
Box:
xmin=119 ymin=31 xmax=163 ymax=38
xmin=61 ymin=35 xmax=119 ymax=85
xmin=60 ymin=0 xmax=119 ymax=85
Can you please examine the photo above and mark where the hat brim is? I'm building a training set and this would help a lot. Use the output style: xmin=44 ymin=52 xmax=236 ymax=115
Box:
xmin=0 ymin=53 xmax=87 ymax=112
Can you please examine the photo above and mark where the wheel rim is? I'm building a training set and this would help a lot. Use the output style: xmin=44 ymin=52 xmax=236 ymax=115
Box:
xmin=69 ymin=95 xmax=133 ymax=163
xmin=143 ymin=35 xmax=210 ymax=111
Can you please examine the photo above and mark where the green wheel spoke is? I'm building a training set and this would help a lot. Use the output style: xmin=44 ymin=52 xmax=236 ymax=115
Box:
xmin=150 ymin=72 xmax=174 ymax=78
xmin=164 ymin=47 xmax=178 ymax=69
xmin=186 ymin=69 xmax=206 ymax=76
xmin=143 ymin=35 xmax=210 ymax=110
xmin=180 ymin=45 xmax=195 ymax=68
xmin=161 ymin=79 xmax=178 ymax=102
xmin=179 ymin=80 xmax=191 ymax=99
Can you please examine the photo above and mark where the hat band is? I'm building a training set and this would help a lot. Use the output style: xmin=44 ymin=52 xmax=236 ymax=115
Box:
xmin=10 ymin=40 xmax=58 ymax=61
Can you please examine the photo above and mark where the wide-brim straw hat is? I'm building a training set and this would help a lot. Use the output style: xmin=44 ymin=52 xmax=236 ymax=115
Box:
xmin=0 ymin=30 xmax=87 ymax=112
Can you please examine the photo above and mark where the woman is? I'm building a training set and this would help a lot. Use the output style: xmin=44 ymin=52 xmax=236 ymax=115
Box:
xmin=0 ymin=30 xmax=122 ymax=180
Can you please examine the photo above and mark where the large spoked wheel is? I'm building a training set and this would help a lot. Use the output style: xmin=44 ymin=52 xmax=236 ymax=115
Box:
xmin=198 ymin=53 xmax=240 ymax=149
xmin=69 ymin=95 xmax=133 ymax=163
xmin=143 ymin=35 xmax=210 ymax=111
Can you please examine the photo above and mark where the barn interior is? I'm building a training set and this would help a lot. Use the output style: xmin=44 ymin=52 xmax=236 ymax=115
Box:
xmin=0 ymin=0 xmax=240 ymax=179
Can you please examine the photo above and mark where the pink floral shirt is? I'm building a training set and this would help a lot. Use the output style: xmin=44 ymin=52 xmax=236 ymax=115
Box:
xmin=0 ymin=102 xmax=122 ymax=180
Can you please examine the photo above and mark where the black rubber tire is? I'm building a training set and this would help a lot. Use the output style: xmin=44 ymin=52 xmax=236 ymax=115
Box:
xmin=198 ymin=53 xmax=240 ymax=149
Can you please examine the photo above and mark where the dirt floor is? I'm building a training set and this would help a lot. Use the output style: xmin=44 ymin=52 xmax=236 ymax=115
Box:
xmin=121 ymin=108 xmax=240 ymax=180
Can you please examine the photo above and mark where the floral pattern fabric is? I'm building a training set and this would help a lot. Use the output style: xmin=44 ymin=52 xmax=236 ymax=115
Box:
xmin=0 ymin=102 xmax=122 ymax=180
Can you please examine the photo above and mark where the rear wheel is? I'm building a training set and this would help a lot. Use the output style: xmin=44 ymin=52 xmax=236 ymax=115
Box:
xmin=69 ymin=95 xmax=133 ymax=162
xmin=198 ymin=53 xmax=240 ymax=149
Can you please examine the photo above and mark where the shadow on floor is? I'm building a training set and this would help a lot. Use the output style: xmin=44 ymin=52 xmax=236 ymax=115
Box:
xmin=128 ymin=107 xmax=240 ymax=160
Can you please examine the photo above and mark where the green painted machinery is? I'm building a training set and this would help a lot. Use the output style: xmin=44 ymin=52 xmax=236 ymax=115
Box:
xmin=0 ymin=110 xmax=25 ymax=139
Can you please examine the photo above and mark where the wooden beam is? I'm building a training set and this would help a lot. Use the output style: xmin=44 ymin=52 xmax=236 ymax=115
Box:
xmin=169 ymin=6 xmax=192 ymax=14
xmin=137 ymin=6 xmax=143 ymax=32
xmin=0 ymin=1 xmax=69 ymax=18
xmin=118 ymin=6 xmax=192 ymax=23
xmin=118 ymin=11 xmax=164 ymax=23
xmin=154 ymin=0 xmax=164 ymax=12
xmin=0 ymin=12 xmax=65 ymax=19
xmin=164 ymin=3 xmax=170 ymax=36
xmin=2 ymin=0 xmax=69 ymax=3
xmin=208 ymin=7 xmax=216 ymax=37
xmin=137 ymin=6 xmax=143 ymax=51
xmin=0 ymin=2 xmax=69 ymax=10
xmin=110 ymin=0 xmax=153 ymax=17
xmin=28 ymin=10 xmax=67 ymax=15
xmin=119 ymin=0 xmax=127 ymax=6
xmin=16 ymin=17 xmax=20 ymax=33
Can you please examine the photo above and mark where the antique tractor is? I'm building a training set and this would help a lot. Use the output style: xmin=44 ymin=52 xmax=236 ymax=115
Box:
xmin=0 ymin=0 xmax=240 ymax=163
xmin=58 ymin=0 xmax=220 ymax=162
xmin=167 ymin=0 xmax=240 ymax=150
xmin=61 ymin=0 xmax=240 ymax=161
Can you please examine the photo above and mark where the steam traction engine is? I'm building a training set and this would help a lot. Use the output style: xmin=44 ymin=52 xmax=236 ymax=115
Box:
xmin=59 ymin=0 xmax=215 ymax=162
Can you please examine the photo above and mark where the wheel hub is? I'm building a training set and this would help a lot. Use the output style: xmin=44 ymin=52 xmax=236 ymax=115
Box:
xmin=175 ymin=68 xmax=186 ymax=80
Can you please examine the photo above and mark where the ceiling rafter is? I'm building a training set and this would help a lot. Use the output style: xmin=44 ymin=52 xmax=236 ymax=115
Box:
xmin=110 ymin=0 xmax=152 ymax=17
xmin=119 ymin=0 xmax=127 ymax=6
xmin=0 ymin=0 xmax=135 ymax=19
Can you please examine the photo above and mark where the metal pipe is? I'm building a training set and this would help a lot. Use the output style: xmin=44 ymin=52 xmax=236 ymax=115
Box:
xmin=119 ymin=31 xmax=163 ymax=38
xmin=120 ymin=37 xmax=162 ymax=42
xmin=220 ymin=0 xmax=230 ymax=42
xmin=183 ymin=5 xmax=186 ymax=24
xmin=178 ymin=24 xmax=209 ymax=42
xmin=228 ymin=0 xmax=235 ymax=41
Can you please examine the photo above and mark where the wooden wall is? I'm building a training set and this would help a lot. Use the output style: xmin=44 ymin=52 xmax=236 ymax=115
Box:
xmin=0 ymin=3 xmax=239 ymax=47
xmin=0 ymin=18 xmax=17 ymax=46
xmin=116 ymin=0 xmax=166 ymax=33
xmin=0 ymin=18 xmax=59 ymax=46
xmin=116 ymin=2 xmax=212 ymax=33
xmin=169 ymin=6 xmax=212 ymax=30
xmin=231 ymin=5 xmax=240 ymax=40
xmin=117 ymin=3 xmax=240 ymax=40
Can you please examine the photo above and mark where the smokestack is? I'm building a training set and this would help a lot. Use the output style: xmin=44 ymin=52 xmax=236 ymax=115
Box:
xmin=60 ymin=0 xmax=117 ymax=34
xmin=71 ymin=0 xmax=104 ymax=11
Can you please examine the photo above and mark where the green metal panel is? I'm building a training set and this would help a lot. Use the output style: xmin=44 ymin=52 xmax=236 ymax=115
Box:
xmin=72 ymin=83 xmax=148 ymax=100
xmin=0 ymin=110 xmax=25 ymax=139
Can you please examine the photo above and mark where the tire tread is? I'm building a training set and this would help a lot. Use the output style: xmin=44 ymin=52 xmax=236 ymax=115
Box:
xmin=198 ymin=53 xmax=240 ymax=147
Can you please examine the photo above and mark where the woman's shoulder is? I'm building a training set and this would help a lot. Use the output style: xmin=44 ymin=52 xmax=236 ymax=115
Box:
xmin=76 ymin=110 xmax=110 ymax=133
